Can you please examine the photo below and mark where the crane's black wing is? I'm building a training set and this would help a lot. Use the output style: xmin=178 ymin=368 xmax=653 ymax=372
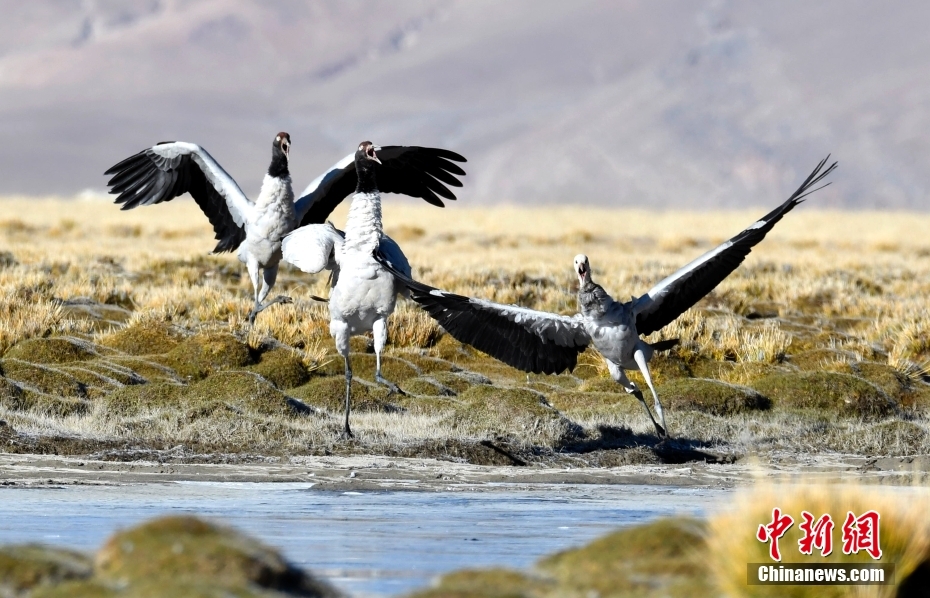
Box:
xmin=376 ymin=252 xmax=589 ymax=375
xmin=633 ymin=156 xmax=837 ymax=336
xmin=294 ymin=146 xmax=466 ymax=227
xmin=104 ymin=142 xmax=249 ymax=253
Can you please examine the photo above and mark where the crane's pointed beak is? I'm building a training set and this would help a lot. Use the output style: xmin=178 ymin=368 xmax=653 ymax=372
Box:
xmin=577 ymin=263 xmax=587 ymax=285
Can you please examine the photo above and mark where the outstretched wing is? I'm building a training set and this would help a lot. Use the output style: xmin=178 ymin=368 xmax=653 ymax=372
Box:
xmin=104 ymin=142 xmax=253 ymax=253
xmin=294 ymin=146 xmax=466 ymax=227
xmin=281 ymin=222 xmax=343 ymax=275
xmin=633 ymin=155 xmax=837 ymax=336
xmin=376 ymin=253 xmax=590 ymax=375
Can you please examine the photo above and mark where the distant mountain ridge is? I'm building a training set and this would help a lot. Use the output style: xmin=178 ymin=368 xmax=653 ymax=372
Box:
xmin=1 ymin=0 xmax=927 ymax=209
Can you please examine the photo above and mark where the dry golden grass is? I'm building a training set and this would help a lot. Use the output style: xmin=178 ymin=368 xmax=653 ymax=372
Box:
xmin=1 ymin=196 xmax=929 ymax=459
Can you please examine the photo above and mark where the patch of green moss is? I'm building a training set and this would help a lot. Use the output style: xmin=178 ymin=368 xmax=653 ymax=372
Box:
xmin=428 ymin=335 xmax=475 ymax=362
xmin=688 ymin=358 xmax=737 ymax=381
xmin=348 ymin=336 xmax=372 ymax=353
xmin=48 ymin=368 xmax=116 ymax=400
xmin=0 ymin=376 xmax=22 ymax=399
xmin=451 ymin=385 xmax=580 ymax=446
xmin=60 ymin=304 xmax=132 ymax=335
xmin=99 ymin=382 xmax=186 ymax=416
xmin=545 ymin=391 xmax=641 ymax=419
xmin=0 ymin=360 xmax=88 ymax=399
xmin=432 ymin=371 xmax=491 ymax=394
xmin=901 ymin=384 xmax=930 ymax=412
xmin=659 ymin=378 xmax=770 ymax=416
xmin=71 ymin=361 xmax=146 ymax=387
xmin=0 ymin=545 xmax=92 ymax=595
xmin=408 ymin=568 xmax=551 ymax=598
xmin=3 ymin=338 xmax=98 ymax=364
xmin=644 ymin=353 xmax=693 ymax=383
xmin=98 ymin=320 xmax=184 ymax=355
xmin=751 ymin=371 xmax=896 ymax=417
xmin=288 ymin=377 xmax=391 ymax=414
xmin=457 ymin=361 xmax=529 ymax=386
xmin=156 ymin=333 xmax=253 ymax=380
xmin=577 ymin=377 xmax=624 ymax=393
xmin=725 ymin=362 xmax=789 ymax=384
xmin=0 ymin=387 xmax=88 ymax=417
xmin=785 ymin=330 xmax=849 ymax=354
xmin=848 ymin=362 xmax=911 ymax=400
xmin=29 ymin=579 xmax=118 ymax=598
xmin=183 ymin=372 xmax=293 ymax=417
xmin=537 ymin=517 xmax=712 ymax=598
xmin=247 ymin=348 xmax=309 ymax=390
xmin=101 ymin=372 xmax=297 ymax=420
xmin=400 ymin=376 xmax=456 ymax=397
xmin=93 ymin=516 xmax=336 ymax=597
xmin=390 ymin=394 xmax=458 ymax=415
xmin=789 ymin=348 xmax=855 ymax=371
xmin=104 ymin=356 xmax=182 ymax=384
xmin=395 ymin=353 xmax=456 ymax=374
xmin=525 ymin=372 xmax=580 ymax=390
xmin=342 ymin=354 xmax=420 ymax=384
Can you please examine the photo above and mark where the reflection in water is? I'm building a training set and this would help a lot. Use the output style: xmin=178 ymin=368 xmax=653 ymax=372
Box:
xmin=0 ymin=482 xmax=729 ymax=597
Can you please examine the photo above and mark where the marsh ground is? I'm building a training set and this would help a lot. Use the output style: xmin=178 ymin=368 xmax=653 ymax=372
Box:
xmin=0 ymin=196 xmax=929 ymax=468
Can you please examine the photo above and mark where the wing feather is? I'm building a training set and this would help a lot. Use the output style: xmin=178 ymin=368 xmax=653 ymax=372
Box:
xmin=281 ymin=223 xmax=343 ymax=274
xmin=634 ymin=156 xmax=837 ymax=336
xmin=294 ymin=146 xmax=466 ymax=227
xmin=376 ymin=253 xmax=589 ymax=375
xmin=104 ymin=142 xmax=251 ymax=253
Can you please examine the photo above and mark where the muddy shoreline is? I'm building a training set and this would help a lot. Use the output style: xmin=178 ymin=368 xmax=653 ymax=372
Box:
xmin=2 ymin=451 xmax=927 ymax=490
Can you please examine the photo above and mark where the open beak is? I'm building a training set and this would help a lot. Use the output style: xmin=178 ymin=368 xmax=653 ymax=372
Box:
xmin=370 ymin=147 xmax=382 ymax=165
xmin=282 ymin=142 xmax=290 ymax=160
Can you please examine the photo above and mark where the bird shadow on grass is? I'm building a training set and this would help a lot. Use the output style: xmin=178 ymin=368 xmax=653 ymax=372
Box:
xmin=561 ymin=424 xmax=731 ymax=465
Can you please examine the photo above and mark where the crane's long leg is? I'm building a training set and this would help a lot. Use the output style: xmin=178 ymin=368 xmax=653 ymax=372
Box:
xmin=606 ymin=359 xmax=667 ymax=438
xmin=372 ymin=318 xmax=404 ymax=396
xmin=246 ymin=257 xmax=262 ymax=323
xmin=247 ymin=264 xmax=292 ymax=324
xmin=331 ymin=320 xmax=353 ymax=438
xmin=633 ymin=345 xmax=668 ymax=438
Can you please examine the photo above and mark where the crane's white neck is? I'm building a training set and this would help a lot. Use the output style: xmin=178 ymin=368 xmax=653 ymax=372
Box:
xmin=343 ymin=191 xmax=382 ymax=253
xmin=255 ymin=173 xmax=293 ymax=208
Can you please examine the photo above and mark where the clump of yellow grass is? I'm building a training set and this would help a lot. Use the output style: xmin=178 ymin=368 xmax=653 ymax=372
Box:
xmin=707 ymin=477 xmax=930 ymax=597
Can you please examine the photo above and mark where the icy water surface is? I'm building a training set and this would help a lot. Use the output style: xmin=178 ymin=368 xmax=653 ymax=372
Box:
xmin=0 ymin=482 xmax=730 ymax=596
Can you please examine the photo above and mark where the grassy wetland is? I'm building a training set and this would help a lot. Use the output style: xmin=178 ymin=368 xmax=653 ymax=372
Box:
xmin=0 ymin=195 xmax=929 ymax=467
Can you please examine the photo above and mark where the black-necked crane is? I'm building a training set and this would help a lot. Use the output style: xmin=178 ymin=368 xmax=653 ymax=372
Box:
xmin=378 ymin=156 xmax=837 ymax=437
xmin=281 ymin=142 xmax=421 ymax=438
xmin=104 ymin=135 xmax=465 ymax=323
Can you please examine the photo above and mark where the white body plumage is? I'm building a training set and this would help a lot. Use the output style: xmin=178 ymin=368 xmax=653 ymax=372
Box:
xmin=237 ymin=173 xmax=296 ymax=268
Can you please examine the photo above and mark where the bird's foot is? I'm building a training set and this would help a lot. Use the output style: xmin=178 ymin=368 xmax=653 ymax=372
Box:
xmin=340 ymin=426 xmax=354 ymax=440
xmin=268 ymin=295 xmax=293 ymax=306
xmin=653 ymin=422 xmax=668 ymax=438
xmin=375 ymin=375 xmax=405 ymax=397
xmin=247 ymin=309 xmax=258 ymax=326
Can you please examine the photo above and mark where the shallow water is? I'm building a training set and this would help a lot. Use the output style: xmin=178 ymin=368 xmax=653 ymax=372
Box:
xmin=0 ymin=482 xmax=730 ymax=596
